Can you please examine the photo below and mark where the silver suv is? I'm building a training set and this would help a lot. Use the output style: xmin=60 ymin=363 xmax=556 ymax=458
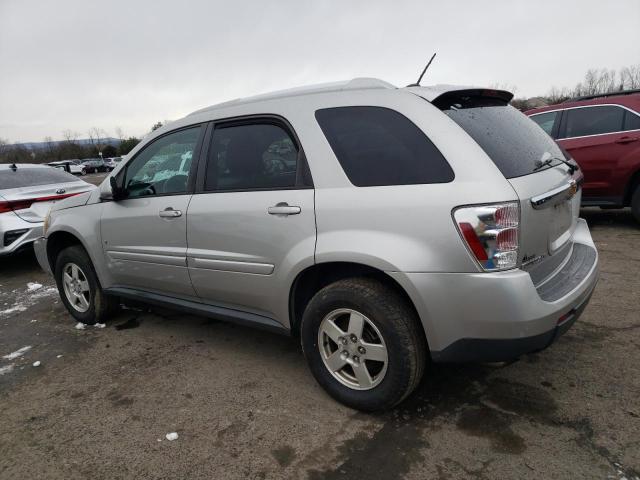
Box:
xmin=34 ymin=79 xmax=599 ymax=411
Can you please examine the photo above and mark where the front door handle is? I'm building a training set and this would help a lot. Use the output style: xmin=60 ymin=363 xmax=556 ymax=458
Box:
xmin=268 ymin=202 xmax=301 ymax=216
xmin=615 ymin=136 xmax=639 ymax=144
xmin=159 ymin=207 xmax=182 ymax=218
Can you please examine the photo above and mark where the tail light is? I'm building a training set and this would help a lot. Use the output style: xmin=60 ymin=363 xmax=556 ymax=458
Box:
xmin=453 ymin=202 xmax=520 ymax=271
xmin=0 ymin=192 xmax=85 ymax=214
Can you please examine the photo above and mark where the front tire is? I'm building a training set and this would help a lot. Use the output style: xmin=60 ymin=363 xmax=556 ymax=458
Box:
xmin=54 ymin=245 xmax=118 ymax=324
xmin=631 ymin=184 xmax=640 ymax=223
xmin=301 ymin=277 xmax=427 ymax=411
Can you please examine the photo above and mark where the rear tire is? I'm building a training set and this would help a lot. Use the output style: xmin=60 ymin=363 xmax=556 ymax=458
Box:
xmin=54 ymin=245 xmax=118 ymax=324
xmin=300 ymin=277 xmax=427 ymax=411
xmin=632 ymin=185 xmax=640 ymax=223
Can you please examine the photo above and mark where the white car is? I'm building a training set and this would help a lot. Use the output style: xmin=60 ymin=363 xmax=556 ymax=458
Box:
xmin=0 ymin=163 xmax=94 ymax=255
xmin=47 ymin=160 xmax=87 ymax=176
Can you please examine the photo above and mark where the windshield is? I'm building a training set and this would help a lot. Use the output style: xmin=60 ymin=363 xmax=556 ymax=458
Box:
xmin=443 ymin=101 xmax=564 ymax=179
xmin=0 ymin=167 xmax=79 ymax=189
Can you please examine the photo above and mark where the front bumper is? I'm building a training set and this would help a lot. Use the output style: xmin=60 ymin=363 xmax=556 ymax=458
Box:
xmin=389 ymin=218 xmax=599 ymax=362
xmin=33 ymin=237 xmax=52 ymax=274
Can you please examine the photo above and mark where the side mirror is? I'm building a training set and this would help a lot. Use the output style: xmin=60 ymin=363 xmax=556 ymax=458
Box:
xmin=100 ymin=174 xmax=127 ymax=201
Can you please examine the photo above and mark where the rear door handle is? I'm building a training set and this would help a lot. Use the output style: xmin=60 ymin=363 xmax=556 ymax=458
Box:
xmin=615 ymin=136 xmax=638 ymax=144
xmin=268 ymin=203 xmax=301 ymax=216
xmin=159 ymin=207 xmax=182 ymax=218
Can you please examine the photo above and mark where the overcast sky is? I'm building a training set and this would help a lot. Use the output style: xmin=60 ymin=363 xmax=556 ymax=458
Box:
xmin=1 ymin=0 xmax=639 ymax=143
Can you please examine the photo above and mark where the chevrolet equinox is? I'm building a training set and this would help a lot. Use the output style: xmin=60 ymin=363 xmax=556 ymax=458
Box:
xmin=35 ymin=79 xmax=599 ymax=411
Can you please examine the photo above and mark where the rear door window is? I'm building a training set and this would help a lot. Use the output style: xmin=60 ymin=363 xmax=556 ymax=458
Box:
xmin=560 ymin=105 xmax=625 ymax=138
xmin=530 ymin=111 xmax=558 ymax=137
xmin=442 ymin=100 xmax=564 ymax=179
xmin=204 ymin=122 xmax=299 ymax=191
xmin=0 ymin=167 xmax=79 ymax=189
xmin=315 ymin=106 xmax=454 ymax=187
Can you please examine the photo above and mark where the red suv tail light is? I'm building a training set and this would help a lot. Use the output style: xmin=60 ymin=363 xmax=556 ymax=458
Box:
xmin=453 ymin=202 xmax=520 ymax=271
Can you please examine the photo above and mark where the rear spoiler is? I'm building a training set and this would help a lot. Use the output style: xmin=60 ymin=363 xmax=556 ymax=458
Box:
xmin=407 ymin=86 xmax=514 ymax=110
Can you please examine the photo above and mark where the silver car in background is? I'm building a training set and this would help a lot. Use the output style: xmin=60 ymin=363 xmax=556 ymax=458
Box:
xmin=0 ymin=164 xmax=94 ymax=255
xmin=34 ymin=79 xmax=599 ymax=411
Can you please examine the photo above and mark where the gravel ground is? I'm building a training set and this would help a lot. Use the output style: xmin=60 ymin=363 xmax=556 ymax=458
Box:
xmin=0 ymin=207 xmax=638 ymax=480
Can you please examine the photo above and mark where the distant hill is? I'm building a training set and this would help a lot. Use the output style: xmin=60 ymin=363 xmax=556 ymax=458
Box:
xmin=12 ymin=138 xmax=120 ymax=150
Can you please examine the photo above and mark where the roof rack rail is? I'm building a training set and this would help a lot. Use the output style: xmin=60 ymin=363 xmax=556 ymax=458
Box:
xmin=563 ymin=88 xmax=640 ymax=103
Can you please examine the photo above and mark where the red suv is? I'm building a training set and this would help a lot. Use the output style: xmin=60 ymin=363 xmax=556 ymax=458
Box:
xmin=526 ymin=91 xmax=640 ymax=222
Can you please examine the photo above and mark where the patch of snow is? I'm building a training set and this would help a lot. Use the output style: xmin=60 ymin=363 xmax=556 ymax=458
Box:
xmin=165 ymin=432 xmax=179 ymax=441
xmin=0 ymin=364 xmax=14 ymax=375
xmin=94 ymin=323 xmax=106 ymax=329
xmin=32 ymin=361 xmax=41 ymax=367
xmin=74 ymin=322 xmax=86 ymax=330
xmin=30 ymin=319 xmax=37 ymax=323
xmin=27 ymin=282 xmax=43 ymax=292
xmin=0 ymin=283 xmax=58 ymax=318
xmin=2 ymin=345 xmax=32 ymax=360
xmin=0 ymin=305 xmax=27 ymax=316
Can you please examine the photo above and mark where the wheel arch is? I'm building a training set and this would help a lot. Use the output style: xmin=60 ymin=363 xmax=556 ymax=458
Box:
xmin=288 ymin=261 xmax=429 ymax=349
xmin=46 ymin=230 xmax=88 ymax=272
xmin=623 ymin=166 xmax=640 ymax=206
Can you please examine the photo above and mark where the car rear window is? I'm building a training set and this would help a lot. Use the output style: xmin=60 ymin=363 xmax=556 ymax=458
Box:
xmin=315 ymin=106 xmax=454 ymax=187
xmin=0 ymin=167 xmax=79 ymax=190
xmin=440 ymin=96 xmax=564 ymax=179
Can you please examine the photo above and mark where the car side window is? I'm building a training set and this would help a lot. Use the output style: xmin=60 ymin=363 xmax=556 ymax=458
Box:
xmin=530 ymin=111 xmax=558 ymax=137
xmin=124 ymin=127 xmax=201 ymax=198
xmin=561 ymin=106 xmax=625 ymax=139
xmin=315 ymin=106 xmax=454 ymax=187
xmin=204 ymin=122 xmax=298 ymax=191
xmin=623 ymin=110 xmax=640 ymax=131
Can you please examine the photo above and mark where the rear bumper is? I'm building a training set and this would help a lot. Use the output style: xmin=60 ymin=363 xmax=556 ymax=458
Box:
xmin=0 ymin=212 xmax=43 ymax=256
xmin=429 ymin=285 xmax=594 ymax=362
xmin=33 ymin=236 xmax=52 ymax=274
xmin=388 ymin=218 xmax=599 ymax=362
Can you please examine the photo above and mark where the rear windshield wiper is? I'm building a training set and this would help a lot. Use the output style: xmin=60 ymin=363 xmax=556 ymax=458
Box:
xmin=534 ymin=157 xmax=578 ymax=175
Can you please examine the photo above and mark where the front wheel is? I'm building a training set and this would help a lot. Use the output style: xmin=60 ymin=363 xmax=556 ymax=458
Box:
xmin=54 ymin=245 xmax=118 ymax=324
xmin=301 ymin=277 xmax=427 ymax=411
xmin=631 ymin=184 xmax=640 ymax=223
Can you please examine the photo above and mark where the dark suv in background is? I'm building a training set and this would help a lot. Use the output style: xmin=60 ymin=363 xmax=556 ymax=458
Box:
xmin=527 ymin=91 xmax=640 ymax=222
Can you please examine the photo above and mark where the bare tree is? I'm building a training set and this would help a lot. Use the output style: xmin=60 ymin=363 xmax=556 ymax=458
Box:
xmin=0 ymin=137 xmax=10 ymax=160
xmin=620 ymin=64 xmax=640 ymax=89
xmin=87 ymin=127 xmax=108 ymax=156
xmin=62 ymin=129 xmax=79 ymax=144
xmin=546 ymin=85 xmax=572 ymax=104
xmin=115 ymin=126 xmax=125 ymax=142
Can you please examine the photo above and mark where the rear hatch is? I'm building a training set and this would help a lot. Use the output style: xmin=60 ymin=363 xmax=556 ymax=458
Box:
xmin=418 ymin=89 xmax=582 ymax=278
xmin=0 ymin=167 xmax=92 ymax=223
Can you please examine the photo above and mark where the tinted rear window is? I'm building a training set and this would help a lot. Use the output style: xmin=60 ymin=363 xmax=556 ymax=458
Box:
xmin=443 ymin=101 xmax=564 ymax=179
xmin=0 ymin=167 xmax=79 ymax=190
xmin=315 ymin=106 xmax=454 ymax=187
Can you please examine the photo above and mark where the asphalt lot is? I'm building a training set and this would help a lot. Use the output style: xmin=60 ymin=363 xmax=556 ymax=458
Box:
xmin=0 ymin=178 xmax=638 ymax=478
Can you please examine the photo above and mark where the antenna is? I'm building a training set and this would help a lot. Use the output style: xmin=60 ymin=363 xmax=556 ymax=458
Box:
xmin=407 ymin=53 xmax=436 ymax=87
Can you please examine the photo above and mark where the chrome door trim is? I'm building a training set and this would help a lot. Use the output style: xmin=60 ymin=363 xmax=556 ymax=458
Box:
xmin=187 ymin=257 xmax=275 ymax=275
xmin=107 ymin=250 xmax=187 ymax=266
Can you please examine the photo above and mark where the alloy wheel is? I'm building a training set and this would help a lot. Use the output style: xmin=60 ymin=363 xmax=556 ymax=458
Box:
xmin=318 ymin=308 xmax=388 ymax=390
xmin=62 ymin=262 xmax=91 ymax=313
